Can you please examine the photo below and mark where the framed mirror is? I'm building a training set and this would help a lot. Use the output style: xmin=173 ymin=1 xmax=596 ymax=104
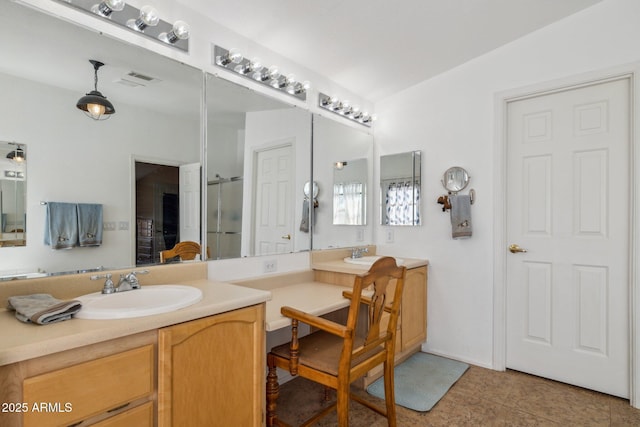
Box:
xmin=0 ymin=142 xmax=26 ymax=247
xmin=311 ymin=114 xmax=373 ymax=249
xmin=205 ymin=74 xmax=312 ymax=258
xmin=0 ymin=1 xmax=201 ymax=277
xmin=380 ymin=151 xmax=422 ymax=226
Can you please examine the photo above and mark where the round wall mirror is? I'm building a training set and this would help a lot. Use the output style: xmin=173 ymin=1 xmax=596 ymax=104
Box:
xmin=303 ymin=181 xmax=319 ymax=199
xmin=442 ymin=166 xmax=469 ymax=193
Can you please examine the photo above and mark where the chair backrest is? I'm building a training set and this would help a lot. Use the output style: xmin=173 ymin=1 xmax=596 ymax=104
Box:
xmin=345 ymin=257 xmax=406 ymax=362
xmin=159 ymin=240 xmax=202 ymax=263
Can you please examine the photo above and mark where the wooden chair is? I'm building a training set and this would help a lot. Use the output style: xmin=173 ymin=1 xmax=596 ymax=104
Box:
xmin=266 ymin=256 xmax=406 ymax=427
xmin=159 ymin=240 xmax=208 ymax=263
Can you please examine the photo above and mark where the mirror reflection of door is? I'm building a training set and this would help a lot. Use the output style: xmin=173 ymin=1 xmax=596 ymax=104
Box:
xmin=135 ymin=162 xmax=179 ymax=265
xmin=253 ymin=143 xmax=294 ymax=255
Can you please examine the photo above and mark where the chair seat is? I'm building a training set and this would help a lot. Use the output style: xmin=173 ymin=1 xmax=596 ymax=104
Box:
xmin=271 ymin=331 xmax=384 ymax=376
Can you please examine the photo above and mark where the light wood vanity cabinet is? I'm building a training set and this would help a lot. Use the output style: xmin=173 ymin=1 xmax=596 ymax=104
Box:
xmin=400 ymin=266 xmax=428 ymax=350
xmin=158 ymin=303 xmax=265 ymax=427
xmin=0 ymin=304 xmax=266 ymax=427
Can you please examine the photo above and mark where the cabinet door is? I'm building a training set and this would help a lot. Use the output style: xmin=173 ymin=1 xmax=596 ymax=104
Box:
xmin=401 ymin=266 xmax=428 ymax=350
xmin=158 ymin=304 xmax=265 ymax=427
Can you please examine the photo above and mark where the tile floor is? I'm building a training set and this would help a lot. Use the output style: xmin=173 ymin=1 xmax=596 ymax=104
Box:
xmin=274 ymin=364 xmax=640 ymax=426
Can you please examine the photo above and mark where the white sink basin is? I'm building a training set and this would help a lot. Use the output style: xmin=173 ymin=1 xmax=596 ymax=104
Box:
xmin=75 ymin=285 xmax=203 ymax=319
xmin=343 ymin=256 xmax=404 ymax=266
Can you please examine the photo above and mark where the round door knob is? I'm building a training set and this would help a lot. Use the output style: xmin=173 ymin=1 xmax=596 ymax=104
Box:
xmin=509 ymin=244 xmax=527 ymax=253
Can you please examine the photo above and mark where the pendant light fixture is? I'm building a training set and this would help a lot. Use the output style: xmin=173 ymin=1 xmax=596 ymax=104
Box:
xmin=76 ymin=60 xmax=115 ymax=121
xmin=6 ymin=145 xmax=25 ymax=164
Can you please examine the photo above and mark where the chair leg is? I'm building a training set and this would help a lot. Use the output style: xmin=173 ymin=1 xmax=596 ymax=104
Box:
xmin=266 ymin=354 xmax=280 ymax=427
xmin=383 ymin=359 xmax=397 ymax=427
xmin=336 ymin=380 xmax=350 ymax=427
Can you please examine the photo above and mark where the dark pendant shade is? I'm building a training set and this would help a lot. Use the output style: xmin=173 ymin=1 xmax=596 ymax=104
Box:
xmin=76 ymin=90 xmax=116 ymax=120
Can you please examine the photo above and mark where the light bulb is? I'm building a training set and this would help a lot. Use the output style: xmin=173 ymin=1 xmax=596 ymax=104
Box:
xmin=229 ymin=49 xmax=243 ymax=64
xmin=127 ymin=5 xmax=159 ymax=31
xmin=302 ymin=81 xmax=311 ymax=91
xmin=268 ymin=66 xmax=281 ymax=80
xmin=87 ymin=103 xmax=106 ymax=120
xmin=91 ymin=0 xmax=126 ymax=17
xmin=159 ymin=20 xmax=191 ymax=44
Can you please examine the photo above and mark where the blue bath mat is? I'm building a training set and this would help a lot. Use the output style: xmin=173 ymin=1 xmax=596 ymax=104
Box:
xmin=366 ymin=352 xmax=468 ymax=412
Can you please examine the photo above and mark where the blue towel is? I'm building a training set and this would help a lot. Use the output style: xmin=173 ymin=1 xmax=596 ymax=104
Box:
xmin=44 ymin=202 xmax=78 ymax=249
xmin=77 ymin=203 xmax=103 ymax=247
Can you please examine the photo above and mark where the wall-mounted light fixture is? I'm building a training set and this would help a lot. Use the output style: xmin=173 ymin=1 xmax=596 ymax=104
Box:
xmin=318 ymin=93 xmax=376 ymax=127
xmin=76 ymin=60 xmax=116 ymax=121
xmin=56 ymin=0 xmax=190 ymax=52
xmin=213 ymin=45 xmax=310 ymax=101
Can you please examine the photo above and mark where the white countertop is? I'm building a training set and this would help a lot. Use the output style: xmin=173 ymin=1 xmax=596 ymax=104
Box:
xmin=311 ymin=257 xmax=428 ymax=274
xmin=0 ymin=280 xmax=270 ymax=366
xmin=263 ymin=281 xmax=354 ymax=331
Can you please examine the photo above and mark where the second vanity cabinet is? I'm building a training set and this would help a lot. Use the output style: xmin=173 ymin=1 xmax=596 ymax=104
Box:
xmin=314 ymin=263 xmax=428 ymax=387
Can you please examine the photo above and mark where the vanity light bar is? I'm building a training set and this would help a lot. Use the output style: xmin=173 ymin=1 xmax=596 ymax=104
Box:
xmin=55 ymin=0 xmax=190 ymax=52
xmin=213 ymin=45 xmax=309 ymax=101
xmin=318 ymin=93 xmax=376 ymax=127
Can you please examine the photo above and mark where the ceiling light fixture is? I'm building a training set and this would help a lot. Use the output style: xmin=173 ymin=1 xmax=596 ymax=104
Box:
xmin=76 ymin=60 xmax=116 ymax=121
xmin=318 ymin=93 xmax=376 ymax=127
xmin=58 ymin=0 xmax=190 ymax=52
xmin=213 ymin=45 xmax=310 ymax=101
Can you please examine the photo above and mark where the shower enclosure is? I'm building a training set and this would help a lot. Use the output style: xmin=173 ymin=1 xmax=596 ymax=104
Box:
xmin=207 ymin=174 xmax=242 ymax=259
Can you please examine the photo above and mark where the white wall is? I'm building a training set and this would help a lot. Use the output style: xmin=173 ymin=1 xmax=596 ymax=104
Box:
xmin=374 ymin=0 xmax=640 ymax=367
xmin=0 ymin=73 xmax=198 ymax=274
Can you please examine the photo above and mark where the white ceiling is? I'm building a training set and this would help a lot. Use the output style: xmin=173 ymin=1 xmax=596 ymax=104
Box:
xmin=181 ymin=0 xmax=602 ymax=101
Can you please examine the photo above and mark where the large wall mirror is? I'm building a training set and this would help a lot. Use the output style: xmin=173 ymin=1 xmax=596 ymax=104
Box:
xmin=205 ymin=74 xmax=312 ymax=258
xmin=0 ymin=2 xmax=201 ymax=277
xmin=380 ymin=151 xmax=422 ymax=226
xmin=0 ymin=142 xmax=26 ymax=247
xmin=311 ymin=114 xmax=373 ymax=249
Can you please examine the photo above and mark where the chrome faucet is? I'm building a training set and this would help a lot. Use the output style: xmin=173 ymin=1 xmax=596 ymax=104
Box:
xmin=90 ymin=270 xmax=149 ymax=294
xmin=116 ymin=270 xmax=149 ymax=292
xmin=91 ymin=273 xmax=116 ymax=294
xmin=350 ymin=247 xmax=369 ymax=259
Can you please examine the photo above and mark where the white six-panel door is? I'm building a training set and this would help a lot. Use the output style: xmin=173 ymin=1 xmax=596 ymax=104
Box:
xmin=253 ymin=144 xmax=293 ymax=256
xmin=506 ymin=77 xmax=630 ymax=398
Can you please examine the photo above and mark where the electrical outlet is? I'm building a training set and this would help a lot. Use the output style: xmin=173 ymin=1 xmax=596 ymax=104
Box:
xmin=385 ymin=228 xmax=394 ymax=243
xmin=356 ymin=228 xmax=364 ymax=242
xmin=103 ymin=221 xmax=116 ymax=231
xmin=263 ymin=259 xmax=277 ymax=273
xmin=118 ymin=221 xmax=129 ymax=231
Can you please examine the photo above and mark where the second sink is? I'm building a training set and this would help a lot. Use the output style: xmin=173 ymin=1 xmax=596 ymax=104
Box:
xmin=343 ymin=255 xmax=404 ymax=267
xmin=75 ymin=285 xmax=203 ymax=319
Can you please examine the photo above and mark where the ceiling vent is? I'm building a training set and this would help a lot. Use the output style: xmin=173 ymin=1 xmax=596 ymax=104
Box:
xmin=114 ymin=71 xmax=160 ymax=87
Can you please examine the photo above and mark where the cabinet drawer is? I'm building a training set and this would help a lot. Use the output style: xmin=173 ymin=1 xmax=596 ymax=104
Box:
xmin=92 ymin=401 xmax=154 ymax=427
xmin=23 ymin=345 xmax=154 ymax=427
